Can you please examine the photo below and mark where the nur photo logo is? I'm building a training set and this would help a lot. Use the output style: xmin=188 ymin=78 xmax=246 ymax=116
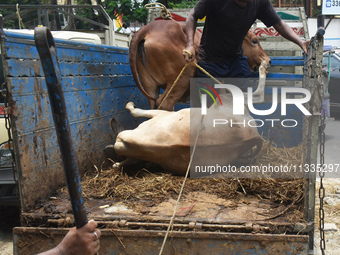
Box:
xmin=198 ymin=82 xmax=223 ymax=115
xmin=200 ymin=83 xmax=312 ymax=117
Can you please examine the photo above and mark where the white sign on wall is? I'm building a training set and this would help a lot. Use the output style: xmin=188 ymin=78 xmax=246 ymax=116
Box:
xmin=322 ymin=0 xmax=340 ymax=15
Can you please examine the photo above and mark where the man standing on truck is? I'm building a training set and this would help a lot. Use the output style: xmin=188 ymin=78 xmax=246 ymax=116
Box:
xmin=183 ymin=0 xmax=309 ymax=79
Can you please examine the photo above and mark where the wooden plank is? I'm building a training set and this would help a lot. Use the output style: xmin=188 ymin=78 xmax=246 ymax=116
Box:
xmin=267 ymin=73 xmax=303 ymax=79
xmin=114 ymin=32 xmax=130 ymax=48
xmin=270 ymin=56 xmax=304 ymax=60
xmin=270 ymin=59 xmax=304 ymax=66
xmin=267 ymin=65 xmax=302 ymax=74
xmin=261 ymin=42 xmax=302 ymax=51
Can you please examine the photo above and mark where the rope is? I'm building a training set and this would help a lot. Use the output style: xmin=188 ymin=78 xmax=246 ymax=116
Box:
xmin=144 ymin=2 xmax=173 ymax=20
xmin=182 ymin=49 xmax=193 ymax=58
xmin=195 ymin=62 xmax=222 ymax=85
xmin=157 ymin=50 xmax=222 ymax=252
xmin=157 ymin=51 xmax=223 ymax=109
xmin=157 ymin=52 xmax=224 ymax=252
xmin=158 ymin=116 xmax=203 ymax=255
xmin=16 ymin=4 xmax=25 ymax=29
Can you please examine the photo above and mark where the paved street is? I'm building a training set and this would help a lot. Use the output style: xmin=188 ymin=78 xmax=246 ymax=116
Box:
xmin=324 ymin=117 xmax=340 ymax=167
xmin=0 ymin=206 xmax=20 ymax=255
xmin=314 ymin=117 xmax=340 ymax=255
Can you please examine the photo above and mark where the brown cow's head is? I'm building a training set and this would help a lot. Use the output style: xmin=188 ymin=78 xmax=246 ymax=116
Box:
xmin=242 ymin=30 xmax=271 ymax=72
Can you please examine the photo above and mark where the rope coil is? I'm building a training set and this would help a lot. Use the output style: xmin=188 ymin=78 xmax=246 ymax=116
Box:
xmin=145 ymin=2 xmax=173 ymax=20
xmin=16 ymin=4 xmax=25 ymax=29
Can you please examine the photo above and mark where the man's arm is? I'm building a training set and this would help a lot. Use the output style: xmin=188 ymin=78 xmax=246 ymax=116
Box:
xmin=183 ymin=8 xmax=198 ymax=62
xmin=273 ymin=20 xmax=309 ymax=54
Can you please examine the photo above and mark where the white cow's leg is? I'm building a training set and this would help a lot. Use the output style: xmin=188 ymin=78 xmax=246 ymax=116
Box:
xmin=126 ymin=102 xmax=169 ymax=119
xmin=251 ymin=61 xmax=267 ymax=103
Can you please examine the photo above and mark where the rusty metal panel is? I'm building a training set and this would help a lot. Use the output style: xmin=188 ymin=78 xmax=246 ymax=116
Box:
xmin=1 ymin=30 xmax=148 ymax=211
xmin=13 ymin=227 xmax=309 ymax=255
xmin=3 ymin=32 xmax=129 ymax=64
xmin=250 ymin=103 xmax=304 ymax=147
xmin=5 ymin=58 xmax=131 ymax=77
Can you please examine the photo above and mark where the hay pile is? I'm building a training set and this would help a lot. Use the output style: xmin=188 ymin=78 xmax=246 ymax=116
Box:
xmin=253 ymin=139 xmax=305 ymax=169
xmin=80 ymin=140 xmax=306 ymax=211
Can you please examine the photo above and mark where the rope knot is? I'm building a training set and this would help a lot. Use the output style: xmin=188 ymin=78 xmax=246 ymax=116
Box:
xmin=183 ymin=49 xmax=193 ymax=59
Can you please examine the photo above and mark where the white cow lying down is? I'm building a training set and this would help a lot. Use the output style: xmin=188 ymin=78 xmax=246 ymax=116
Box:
xmin=110 ymin=94 xmax=262 ymax=176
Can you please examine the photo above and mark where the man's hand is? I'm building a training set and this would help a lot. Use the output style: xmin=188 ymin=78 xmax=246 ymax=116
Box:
xmin=183 ymin=46 xmax=196 ymax=62
xmin=39 ymin=220 xmax=101 ymax=255
xmin=57 ymin=220 xmax=101 ymax=255
xmin=300 ymin=39 xmax=310 ymax=55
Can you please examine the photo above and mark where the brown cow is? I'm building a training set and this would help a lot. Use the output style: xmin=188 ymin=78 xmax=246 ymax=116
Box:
xmin=129 ymin=19 xmax=270 ymax=111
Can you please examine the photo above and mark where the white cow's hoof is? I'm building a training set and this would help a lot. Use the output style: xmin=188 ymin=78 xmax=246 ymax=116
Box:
xmin=126 ymin=102 xmax=135 ymax=111
xmin=112 ymin=162 xmax=121 ymax=169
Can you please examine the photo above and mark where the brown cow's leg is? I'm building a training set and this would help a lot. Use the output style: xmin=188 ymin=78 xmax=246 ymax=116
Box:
xmin=156 ymin=63 xmax=196 ymax=111
xmin=139 ymin=80 xmax=160 ymax=109
xmin=148 ymin=99 xmax=156 ymax=109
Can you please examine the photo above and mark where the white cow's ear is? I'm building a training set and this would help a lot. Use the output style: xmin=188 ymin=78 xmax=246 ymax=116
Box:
xmin=110 ymin=117 xmax=124 ymax=136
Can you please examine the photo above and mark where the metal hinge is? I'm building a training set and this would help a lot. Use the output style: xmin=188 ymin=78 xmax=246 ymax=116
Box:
xmin=2 ymin=81 xmax=18 ymax=194
xmin=4 ymin=106 xmax=13 ymax=116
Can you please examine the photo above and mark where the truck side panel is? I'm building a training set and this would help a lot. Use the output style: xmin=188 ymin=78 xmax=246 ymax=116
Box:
xmin=13 ymin=227 xmax=309 ymax=255
xmin=1 ymin=31 xmax=148 ymax=211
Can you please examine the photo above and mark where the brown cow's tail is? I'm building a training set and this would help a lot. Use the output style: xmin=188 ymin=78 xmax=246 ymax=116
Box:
xmin=129 ymin=28 xmax=156 ymax=102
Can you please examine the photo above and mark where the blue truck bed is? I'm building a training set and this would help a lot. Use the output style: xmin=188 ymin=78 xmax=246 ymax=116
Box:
xmin=0 ymin=28 xmax=321 ymax=254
